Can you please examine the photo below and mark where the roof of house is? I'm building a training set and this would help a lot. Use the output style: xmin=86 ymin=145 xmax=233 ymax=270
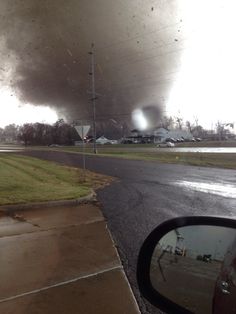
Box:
xmin=153 ymin=128 xmax=169 ymax=135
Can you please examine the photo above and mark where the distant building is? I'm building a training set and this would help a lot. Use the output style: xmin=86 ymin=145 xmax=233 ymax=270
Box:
xmin=153 ymin=128 xmax=169 ymax=142
xmin=153 ymin=128 xmax=193 ymax=143
xmin=96 ymin=136 xmax=117 ymax=145
xmin=122 ymin=127 xmax=193 ymax=144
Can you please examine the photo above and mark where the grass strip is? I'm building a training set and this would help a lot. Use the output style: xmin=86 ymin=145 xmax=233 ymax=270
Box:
xmin=0 ymin=154 xmax=111 ymax=205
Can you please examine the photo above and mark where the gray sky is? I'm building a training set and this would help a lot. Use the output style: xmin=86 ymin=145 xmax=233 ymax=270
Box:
xmin=160 ymin=225 xmax=236 ymax=260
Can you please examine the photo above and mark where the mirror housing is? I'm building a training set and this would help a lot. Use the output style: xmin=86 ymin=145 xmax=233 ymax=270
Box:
xmin=137 ymin=216 xmax=236 ymax=314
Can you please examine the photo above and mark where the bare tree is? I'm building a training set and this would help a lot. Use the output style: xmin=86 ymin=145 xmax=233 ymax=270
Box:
xmin=3 ymin=124 xmax=19 ymax=142
xmin=215 ymin=121 xmax=225 ymax=141
xmin=160 ymin=116 xmax=174 ymax=130
xmin=185 ymin=120 xmax=194 ymax=133
xmin=0 ymin=128 xmax=4 ymax=142
xmin=175 ymin=116 xmax=183 ymax=130
xmin=194 ymin=116 xmax=199 ymax=127
xmin=18 ymin=124 xmax=34 ymax=146
xmin=193 ymin=125 xmax=205 ymax=138
xmin=215 ymin=121 xmax=234 ymax=141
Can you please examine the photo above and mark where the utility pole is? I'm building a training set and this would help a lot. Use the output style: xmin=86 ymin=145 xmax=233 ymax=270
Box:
xmin=88 ymin=43 xmax=97 ymax=154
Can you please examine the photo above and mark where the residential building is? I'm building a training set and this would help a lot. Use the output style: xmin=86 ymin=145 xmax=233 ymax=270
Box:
xmin=153 ymin=128 xmax=193 ymax=143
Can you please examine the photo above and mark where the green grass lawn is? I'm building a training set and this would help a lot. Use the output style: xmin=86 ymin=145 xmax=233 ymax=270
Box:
xmin=0 ymin=154 xmax=110 ymax=205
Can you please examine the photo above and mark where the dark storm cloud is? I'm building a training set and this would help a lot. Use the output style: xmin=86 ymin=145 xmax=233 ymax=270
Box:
xmin=0 ymin=0 xmax=183 ymax=127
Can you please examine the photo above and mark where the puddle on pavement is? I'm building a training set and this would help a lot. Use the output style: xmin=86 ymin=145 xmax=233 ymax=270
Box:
xmin=0 ymin=150 xmax=23 ymax=153
xmin=175 ymin=181 xmax=236 ymax=198
xmin=163 ymin=147 xmax=236 ymax=153
xmin=0 ymin=145 xmax=23 ymax=153
xmin=0 ymin=212 xmax=39 ymax=237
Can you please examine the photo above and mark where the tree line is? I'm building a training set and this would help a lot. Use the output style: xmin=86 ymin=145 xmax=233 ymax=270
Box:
xmin=0 ymin=116 xmax=234 ymax=145
xmin=0 ymin=119 xmax=80 ymax=146
xmin=159 ymin=115 xmax=235 ymax=140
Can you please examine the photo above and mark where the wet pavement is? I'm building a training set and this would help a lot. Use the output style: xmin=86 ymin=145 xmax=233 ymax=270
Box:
xmin=155 ymin=147 xmax=236 ymax=153
xmin=0 ymin=145 xmax=23 ymax=153
xmin=174 ymin=180 xmax=236 ymax=198
xmin=19 ymin=150 xmax=236 ymax=314
xmin=0 ymin=204 xmax=139 ymax=314
xmin=2 ymin=144 xmax=236 ymax=154
xmin=96 ymin=146 xmax=236 ymax=153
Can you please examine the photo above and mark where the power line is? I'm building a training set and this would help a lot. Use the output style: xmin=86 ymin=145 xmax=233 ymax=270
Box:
xmin=76 ymin=20 xmax=183 ymax=62
xmin=72 ymin=104 xmax=167 ymax=122
xmin=77 ymin=46 xmax=186 ymax=97
xmin=96 ymin=38 xmax=187 ymax=75
xmin=96 ymin=70 xmax=179 ymax=94
xmin=73 ymin=113 xmax=133 ymax=122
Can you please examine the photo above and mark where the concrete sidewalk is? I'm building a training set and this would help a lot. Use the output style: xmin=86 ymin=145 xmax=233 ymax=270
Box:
xmin=0 ymin=203 xmax=140 ymax=314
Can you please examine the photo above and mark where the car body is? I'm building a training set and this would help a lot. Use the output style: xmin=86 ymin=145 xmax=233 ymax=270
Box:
xmin=157 ymin=142 xmax=175 ymax=148
xmin=165 ymin=137 xmax=176 ymax=143
xmin=176 ymin=138 xmax=182 ymax=142
xmin=137 ymin=216 xmax=236 ymax=314
xmin=213 ymin=237 xmax=236 ymax=314
xmin=96 ymin=136 xmax=118 ymax=145
xmin=103 ymin=140 xmax=118 ymax=145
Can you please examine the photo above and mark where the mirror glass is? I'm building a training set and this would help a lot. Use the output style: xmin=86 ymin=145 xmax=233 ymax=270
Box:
xmin=150 ymin=225 xmax=236 ymax=314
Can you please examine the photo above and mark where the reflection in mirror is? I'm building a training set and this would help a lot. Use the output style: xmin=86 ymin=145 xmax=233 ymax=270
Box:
xmin=150 ymin=226 xmax=236 ymax=314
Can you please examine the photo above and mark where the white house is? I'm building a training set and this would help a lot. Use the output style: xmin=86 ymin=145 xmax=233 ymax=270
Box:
xmin=96 ymin=136 xmax=117 ymax=144
xmin=153 ymin=128 xmax=193 ymax=143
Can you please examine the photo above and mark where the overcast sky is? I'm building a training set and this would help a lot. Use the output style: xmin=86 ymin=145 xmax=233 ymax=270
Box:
xmin=159 ymin=225 xmax=236 ymax=260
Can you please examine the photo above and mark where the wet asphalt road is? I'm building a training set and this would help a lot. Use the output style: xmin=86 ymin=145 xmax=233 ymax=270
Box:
xmin=19 ymin=150 xmax=236 ymax=314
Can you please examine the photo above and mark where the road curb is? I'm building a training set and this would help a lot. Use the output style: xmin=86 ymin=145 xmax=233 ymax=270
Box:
xmin=105 ymin=224 xmax=141 ymax=313
xmin=0 ymin=190 xmax=96 ymax=213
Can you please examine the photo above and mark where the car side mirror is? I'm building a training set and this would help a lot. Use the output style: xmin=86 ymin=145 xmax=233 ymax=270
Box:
xmin=137 ymin=216 xmax=236 ymax=314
